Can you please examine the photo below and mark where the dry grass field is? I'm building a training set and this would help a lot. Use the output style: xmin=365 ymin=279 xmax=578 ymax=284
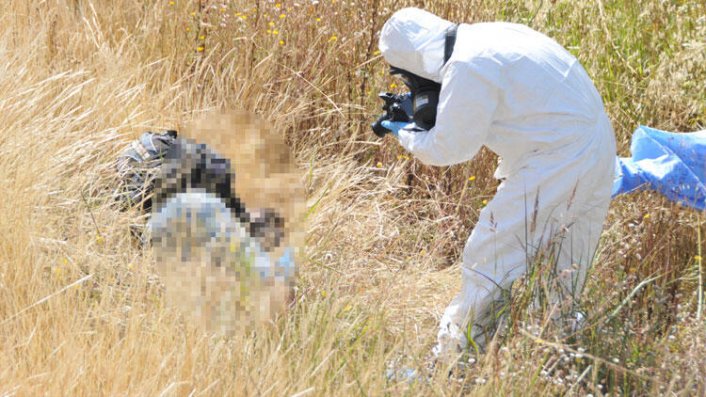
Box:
xmin=0 ymin=0 xmax=704 ymax=395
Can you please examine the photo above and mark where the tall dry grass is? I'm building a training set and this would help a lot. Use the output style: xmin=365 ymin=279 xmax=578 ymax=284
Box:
xmin=0 ymin=0 xmax=704 ymax=395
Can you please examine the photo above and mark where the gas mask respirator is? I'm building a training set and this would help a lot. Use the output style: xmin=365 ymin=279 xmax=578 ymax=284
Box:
xmin=371 ymin=24 xmax=458 ymax=137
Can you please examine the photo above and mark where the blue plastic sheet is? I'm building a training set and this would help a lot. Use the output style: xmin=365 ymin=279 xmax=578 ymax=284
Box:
xmin=613 ymin=126 xmax=706 ymax=210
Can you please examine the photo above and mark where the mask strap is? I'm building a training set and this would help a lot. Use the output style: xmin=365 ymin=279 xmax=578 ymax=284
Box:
xmin=444 ymin=24 xmax=459 ymax=64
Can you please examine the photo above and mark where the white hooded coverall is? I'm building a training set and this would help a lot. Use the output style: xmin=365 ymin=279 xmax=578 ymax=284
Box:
xmin=379 ymin=8 xmax=616 ymax=357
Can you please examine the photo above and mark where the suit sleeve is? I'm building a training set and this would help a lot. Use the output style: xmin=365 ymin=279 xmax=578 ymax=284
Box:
xmin=397 ymin=62 xmax=499 ymax=166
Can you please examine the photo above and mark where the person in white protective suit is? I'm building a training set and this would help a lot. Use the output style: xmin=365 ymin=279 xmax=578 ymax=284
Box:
xmin=377 ymin=8 xmax=616 ymax=360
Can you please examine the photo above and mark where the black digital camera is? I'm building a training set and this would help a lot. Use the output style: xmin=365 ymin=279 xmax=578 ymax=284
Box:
xmin=370 ymin=92 xmax=414 ymax=137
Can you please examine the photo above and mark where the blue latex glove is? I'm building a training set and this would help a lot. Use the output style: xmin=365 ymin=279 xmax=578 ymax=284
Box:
xmin=612 ymin=126 xmax=706 ymax=210
xmin=380 ymin=120 xmax=412 ymax=137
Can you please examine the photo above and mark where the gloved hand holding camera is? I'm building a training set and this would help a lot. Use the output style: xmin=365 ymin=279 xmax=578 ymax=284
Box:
xmin=370 ymin=66 xmax=447 ymax=138
xmin=370 ymin=92 xmax=414 ymax=137
xmin=380 ymin=120 xmax=410 ymax=136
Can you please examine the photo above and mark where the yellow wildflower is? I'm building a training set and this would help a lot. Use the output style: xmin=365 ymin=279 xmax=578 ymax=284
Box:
xmin=329 ymin=34 xmax=338 ymax=42
xmin=279 ymin=13 xmax=286 ymax=19
xmin=468 ymin=175 xmax=476 ymax=181
xmin=482 ymin=199 xmax=488 ymax=205
xmin=389 ymin=82 xmax=397 ymax=89
xmin=95 ymin=235 xmax=104 ymax=245
xmin=321 ymin=290 xmax=327 ymax=298
xmin=272 ymin=29 xmax=279 ymax=35
xmin=373 ymin=49 xmax=381 ymax=56
xmin=695 ymin=255 xmax=703 ymax=261
xmin=197 ymin=46 xmax=204 ymax=52
xmin=169 ymin=1 xmax=175 ymax=5
xmin=315 ymin=17 xmax=321 ymax=22
xmin=279 ymin=40 xmax=285 ymax=45
xmin=199 ymin=34 xmax=205 ymax=40
xmin=268 ymin=21 xmax=275 ymax=27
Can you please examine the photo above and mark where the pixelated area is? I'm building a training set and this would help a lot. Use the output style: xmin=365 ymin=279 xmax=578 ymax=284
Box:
xmin=150 ymin=112 xmax=304 ymax=335
xmin=114 ymin=130 xmax=178 ymax=212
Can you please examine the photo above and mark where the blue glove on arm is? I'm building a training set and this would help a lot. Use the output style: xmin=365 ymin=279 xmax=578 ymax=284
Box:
xmin=381 ymin=120 xmax=412 ymax=138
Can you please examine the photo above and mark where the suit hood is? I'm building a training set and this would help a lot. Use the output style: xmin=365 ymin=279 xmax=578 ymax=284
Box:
xmin=378 ymin=8 xmax=454 ymax=83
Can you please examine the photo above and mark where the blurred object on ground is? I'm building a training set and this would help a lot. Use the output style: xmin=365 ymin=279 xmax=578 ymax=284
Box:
xmin=113 ymin=112 xmax=304 ymax=334
xmin=115 ymin=130 xmax=178 ymax=212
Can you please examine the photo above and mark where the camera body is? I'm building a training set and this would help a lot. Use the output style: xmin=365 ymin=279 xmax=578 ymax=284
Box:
xmin=370 ymin=92 xmax=414 ymax=137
